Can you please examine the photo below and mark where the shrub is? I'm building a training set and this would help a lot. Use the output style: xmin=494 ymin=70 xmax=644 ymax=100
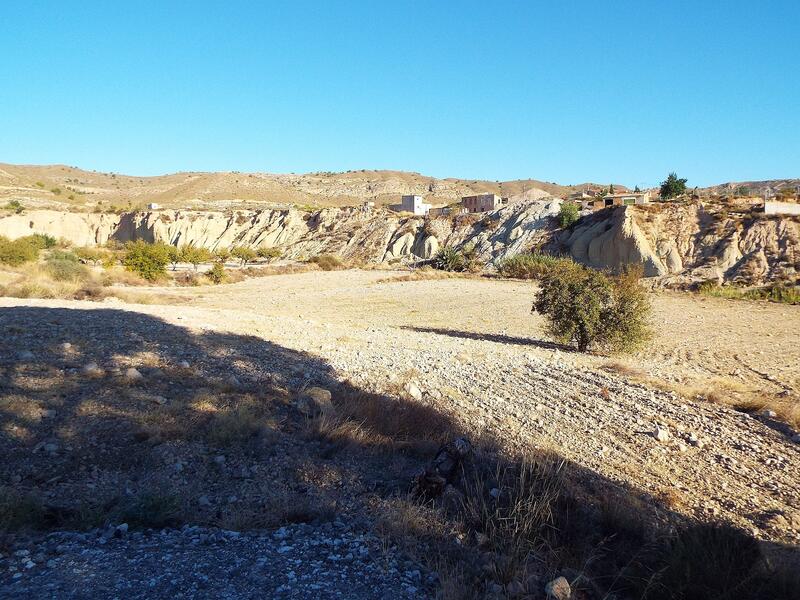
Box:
xmin=45 ymin=257 xmax=90 ymax=282
xmin=496 ymin=252 xmax=572 ymax=279
xmin=207 ymin=261 xmax=226 ymax=284
xmin=117 ymin=492 xmax=181 ymax=529
xmin=257 ymin=246 xmax=282 ymax=261
xmin=533 ymin=263 xmax=651 ymax=352
xmin=432 ymin=245 xmax=481 ymax=273
xmin=0 ymin=487 xmax=46 ymax=532
xmin=630 ymin=524 xmax=766 ymax=600
xmin=6 ymin=200 xmax=24 ymax=214
xmin=698 ymin=281 xmax=800 ymax=305
xmin=74 ymin=247 xmax=108 ymax=266
xmin=232 ymin=246 xmax=257 ymax=266
xmin=309 ymin=253 xmax=343 ymax=271
xmin=558 ymin=202 xmax=580 ymax=228
xmin=0 ymin=236 xmax=40 ymax=266
xmin=122 ymin=240 xmax=170 ymax=281
xmin=24 ymin=233 xmax=57 ymax=250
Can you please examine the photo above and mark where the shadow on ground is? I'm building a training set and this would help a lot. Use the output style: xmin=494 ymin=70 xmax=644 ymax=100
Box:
xmin=1 ymin=306 xmax=798 ymax=599
xmin=400 ymin=325 xmax=574 ymax=351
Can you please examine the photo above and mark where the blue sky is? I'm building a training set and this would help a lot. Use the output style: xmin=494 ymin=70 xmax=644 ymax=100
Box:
xmin=1 ymin=1 xmax=798 ymax=187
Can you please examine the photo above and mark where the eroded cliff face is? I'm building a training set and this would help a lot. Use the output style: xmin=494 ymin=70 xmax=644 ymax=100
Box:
xmin=556 ymin=204 xmax=800 ymax=285
xmin=1 ymin=201 xmax=797 ymax=285
xmin=0 ymin=201 xmax=563 ymax=264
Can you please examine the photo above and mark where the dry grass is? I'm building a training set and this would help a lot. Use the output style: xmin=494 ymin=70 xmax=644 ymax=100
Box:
xmin=602 ymin=361 xmax=800 ymax=429
xmin=374 ymin=267 xmax=467 ymax=284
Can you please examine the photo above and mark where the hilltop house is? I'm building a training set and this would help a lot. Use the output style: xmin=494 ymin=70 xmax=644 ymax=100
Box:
xmin=392 ymin=194 xmax=431 ymax=216
xmin=147 ymin=203 xmax=161 ymax=210
xmin=582 ymin=191 xmax=650 ymax=211
xmin=461 ymin=193 xmax=504 ymax=213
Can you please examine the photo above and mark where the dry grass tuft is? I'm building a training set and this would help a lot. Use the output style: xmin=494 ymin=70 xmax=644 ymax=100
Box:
xmin=375 ymin=267 xmax=466 ymax=284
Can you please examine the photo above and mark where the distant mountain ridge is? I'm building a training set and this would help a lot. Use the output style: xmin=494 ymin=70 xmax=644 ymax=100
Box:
xmin=0 ymin=163 xmax=795 ymax=210
xmin=0 ymin=163 xmax=626 ymax=211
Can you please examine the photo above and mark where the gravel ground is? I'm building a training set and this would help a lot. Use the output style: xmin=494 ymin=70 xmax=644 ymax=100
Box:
xmin=1 ymin=522 xmax=430 ymax=599
xmin=1 ymin=270 xmax=799 ymax=596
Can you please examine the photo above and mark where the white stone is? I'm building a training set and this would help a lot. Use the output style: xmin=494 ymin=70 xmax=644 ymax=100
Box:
xmin=545 ymin=576 xmax=571 ymax=600
xmin=404 ymin=382 xmax=423 ymax=401
xmin=124 ymin=367 xmax=144 ymax=382
xmin=653 ymin=425 xmax=671 ymax=443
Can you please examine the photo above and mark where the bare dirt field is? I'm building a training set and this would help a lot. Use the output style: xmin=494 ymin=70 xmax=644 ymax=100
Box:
xmin=2 ymin=270 xmax=799 ymax=597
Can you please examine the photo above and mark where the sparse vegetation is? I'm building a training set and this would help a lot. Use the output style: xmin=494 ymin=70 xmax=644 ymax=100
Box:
xmin=308 ymin=253 xmax=344 ymax=271
xmin=558 ymin=201 xmax=580 ymax=228
xmin=697 ymin=280 xmax=800 ymax=305
xmin=74 ymin=246 xmax=110 ymax=266
xmin=0 ymin=236 xmax=41 ymax=266
xmin=122 ymin=240 xmax=170 ymax=281
xmin=5 ymin=199 xmax=24 ymax=214
xmin=495 ymin=252 xmax=572 ymax=279
xmin=432 ymin=245 xmax=480 ymax=273
xmin=533 ymin=263 xmax=651 ymax=352
xmin=207 ymin=261 xmax=226 ymax=284
xmin=45 ymin=252 xmax=90 ymax=282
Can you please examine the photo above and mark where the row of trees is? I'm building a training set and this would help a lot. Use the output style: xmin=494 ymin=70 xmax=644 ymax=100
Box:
xmin=121 ymin=242 xmax=282 ymax=281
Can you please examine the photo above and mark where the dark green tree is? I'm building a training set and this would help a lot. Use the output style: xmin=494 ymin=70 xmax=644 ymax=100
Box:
xmin=659 ymin=172 xmax=688 ymax=199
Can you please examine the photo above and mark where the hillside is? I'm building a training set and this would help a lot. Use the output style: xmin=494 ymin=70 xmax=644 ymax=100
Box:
xmin=0 ymin=162 xmax=622 ymax=211
xmin=1 ymin=198 xmax=798 ymax=287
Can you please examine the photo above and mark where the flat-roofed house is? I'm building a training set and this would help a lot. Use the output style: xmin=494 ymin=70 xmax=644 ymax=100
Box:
xmin=461 ymin=193 xmax=503 ymax=213
xmin=583 ymin=191 xmax=650 ymax=211
xmin=396 ymin=194 xmax=431 ymax=216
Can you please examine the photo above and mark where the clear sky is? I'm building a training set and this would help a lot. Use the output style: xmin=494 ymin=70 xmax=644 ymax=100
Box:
xmin=1 ymin=1 xmax=798 ymax=188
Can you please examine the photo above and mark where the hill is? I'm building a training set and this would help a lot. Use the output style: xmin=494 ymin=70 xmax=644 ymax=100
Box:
xmin=0 ymin=163 xmax=623 ymax=211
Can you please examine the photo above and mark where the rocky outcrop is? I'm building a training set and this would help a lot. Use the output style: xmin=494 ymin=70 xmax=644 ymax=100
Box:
xmin=0 ymin=211 xmax=121 ymax=246
xmin=2 ymin=201 xmax=797 ymax=285
xmin=554 ymin=204 xmax=800 ymax=285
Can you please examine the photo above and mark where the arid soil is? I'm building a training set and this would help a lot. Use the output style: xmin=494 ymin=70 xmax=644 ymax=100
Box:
xmin=1 ymin=270 xmax=799 ymax=596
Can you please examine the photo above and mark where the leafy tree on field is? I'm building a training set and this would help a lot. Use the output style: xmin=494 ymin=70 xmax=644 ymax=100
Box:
xmin=122 ymin=241 xmax=170 ymax=281
xmin=231 ymin=246 xmax=256 ymax=266
xmin=180 ymin=245 xmax=211 ymax=271
xmin=257 ymin=246 xmax=282 ymax=261
xmin=558 ymin=202 xmax=580 ymax=228
xmin=609 ymin=184 xmax=615 ymax=194
xmin=659 ymin=172 xmax=688 ymax=199
xmin=166 ymin=245 xmax=181 ymax=271
xmin=214 ymin=247 xmax=231 ymax=263
xmin=533 ymin=262 xmax=651 ymax=353
xmin=634 ymin=185 xmax=641 ymax=192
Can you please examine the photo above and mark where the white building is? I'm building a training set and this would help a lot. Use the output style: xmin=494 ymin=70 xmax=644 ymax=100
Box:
xmin=398 ymin=194 xmax=432 ymax=216
xmin=147 ymin=203 xmax=161 ymax=210
xmin=764 ymin=201 xmax=800 ymax=216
